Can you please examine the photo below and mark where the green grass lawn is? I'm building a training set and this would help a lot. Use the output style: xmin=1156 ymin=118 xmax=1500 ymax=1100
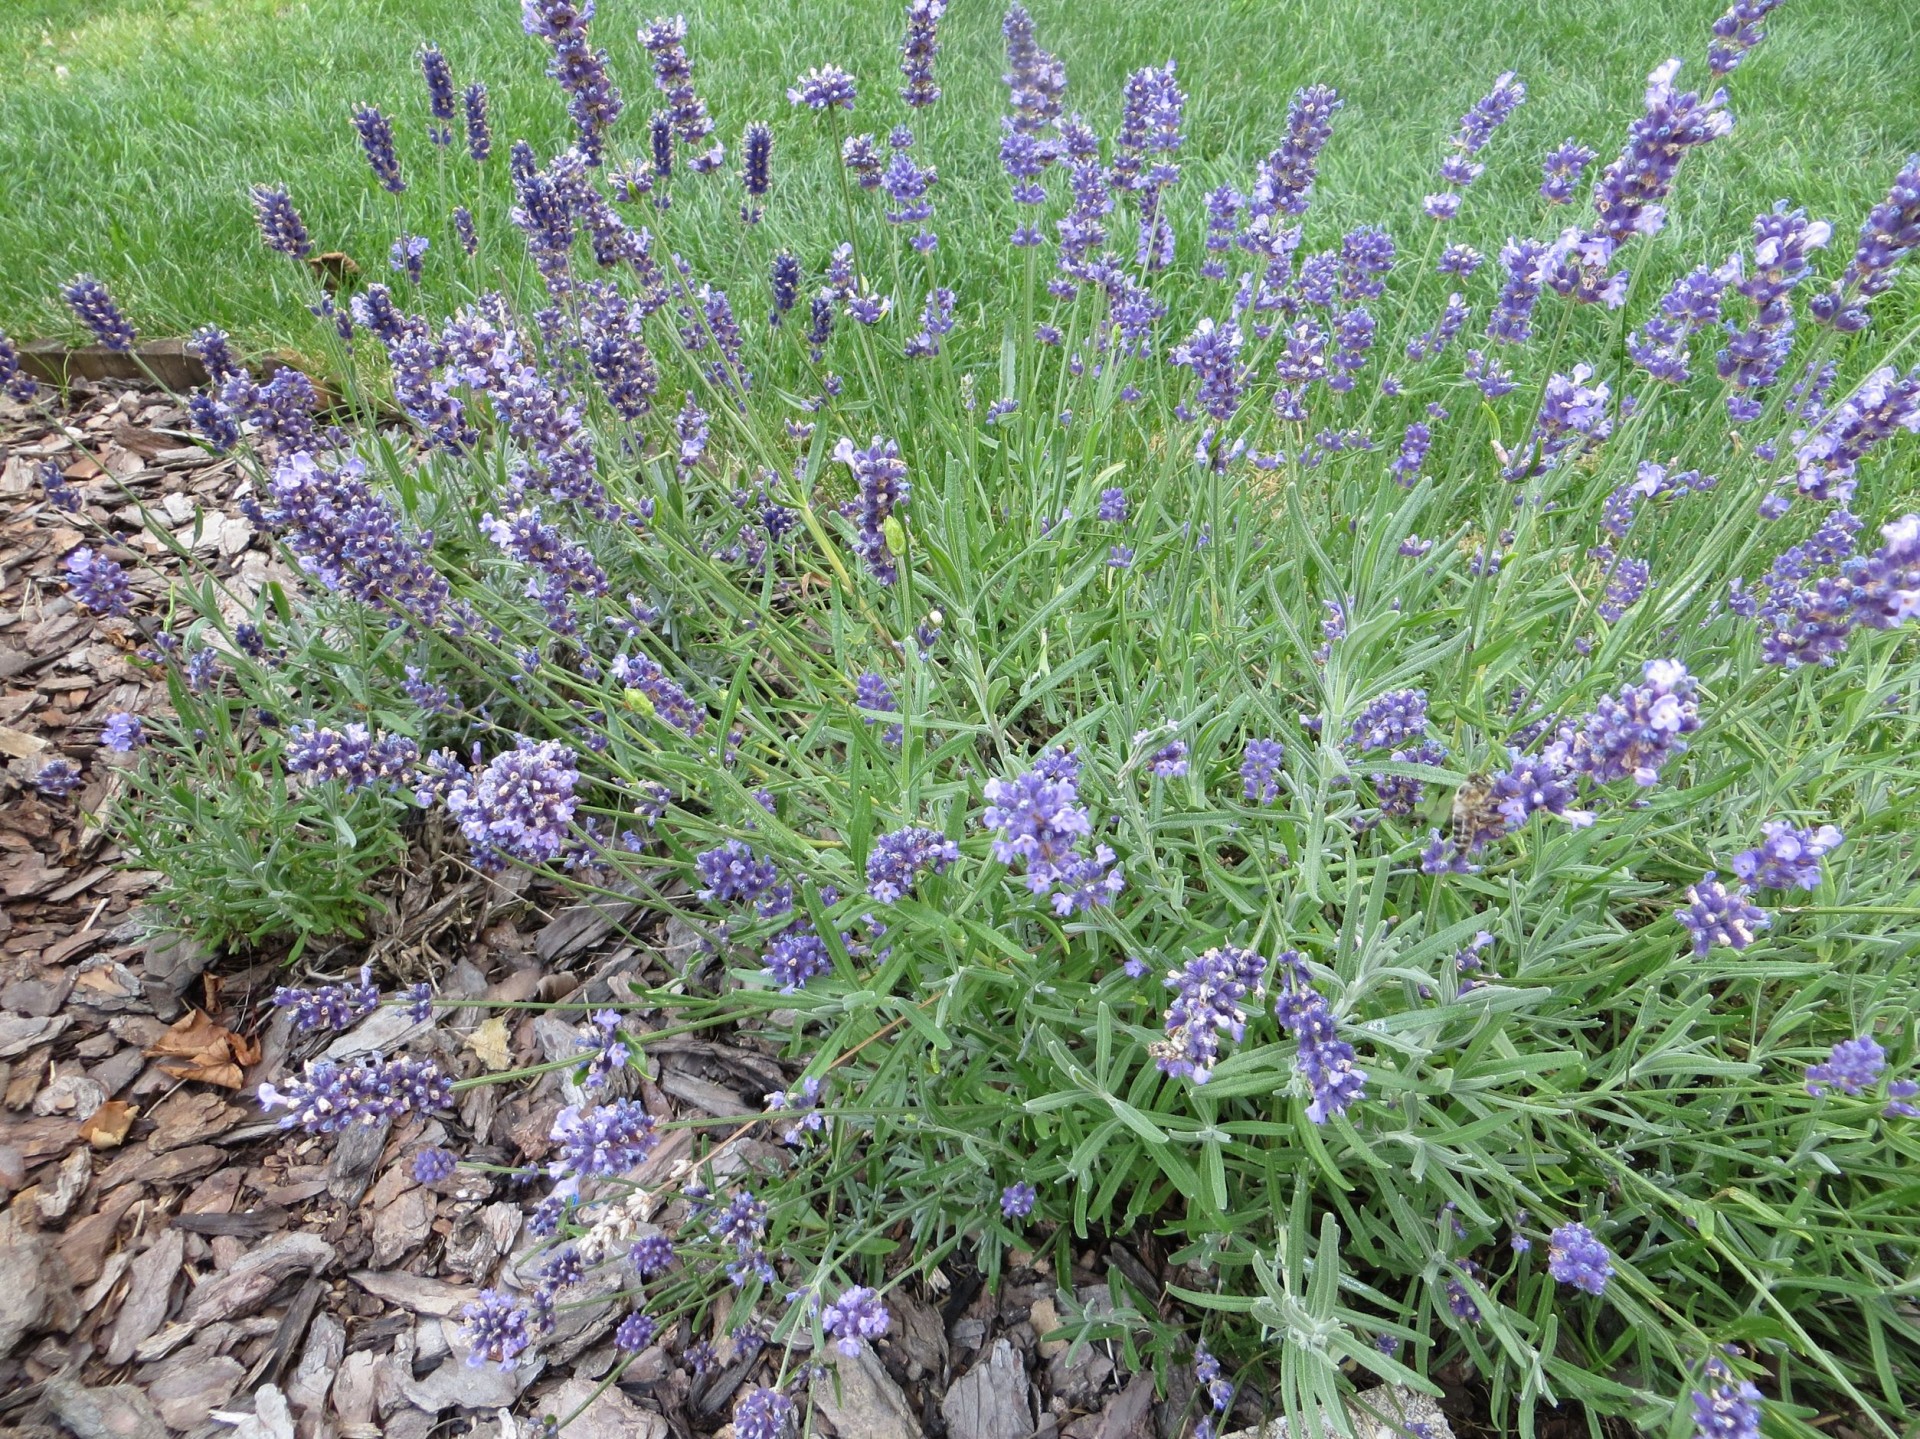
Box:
xmin=1 ymin=0 xmax=1916 ymax=358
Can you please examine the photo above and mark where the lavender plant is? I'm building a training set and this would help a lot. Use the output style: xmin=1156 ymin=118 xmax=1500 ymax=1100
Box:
xmin=51 ymin=1 xmax=1920 ymax=1434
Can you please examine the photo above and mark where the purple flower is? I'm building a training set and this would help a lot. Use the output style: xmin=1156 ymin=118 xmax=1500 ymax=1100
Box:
xmin=1732 ymin=820 xmax=1842 ymax=890
xmin=389 ymin=233 xmax=430 ymax=285
xmin=461 ymin=1289 xmax=534 ymax=1369
xmin=1556 ymin=658 xmax=1699 ymax=788
xmin=1002 ymin=4 xmax=1067 ymax=150
xmin=613 ymin=651 xmax=706 ymax=737
xmin=899 ymin=0 xmax=948 ymax=108
xmin=1272 ymin=951 xmax=1367 ymax=1123
xmin=836 ymin=435 xmax=911 ymax=586
xmin=1708 ymin=0 xmax=1787 ymax=76
xmin=419 ymin=42 xmax=456 ymax=137
xmin=350 ymin=104 xmax=405 ymax=192
xmin=1000 ymin=1181 xmax=1037 ymax=1219
xmin=33 ymin=759 xmax=82 ymax=797
xmin=1348 ymin=689 xmax=1427 ymax=751
xmin=1540 ymin=140 xmax=1597 ymax=204
xmin=1489 ymin=753 xmax=1593 ymax=831
xmin=615 ymin=1312 xmax=658 ymax=1354
xmin=1598 ymin=558 xmax=1652 ymax=623
xmin=100 ymin=712 xmax=145 ymax=752
xmin=1108 ymin=545 xmax=1135 ymax=569
xmin=630 ymin=1234 xmax=675 ymax=1276
xmin=1153 ymin=945 xmax=1268 ymax=1085
xmin=1676 ymin=872 xmax=1770 ymax=957
xmin=1098 ymin=486 xmax=1128 ymax=523
xmin=61 ymin=275 xmax=135 ymax=351
xmin=982 ymin=758 xmax=1093 ymax=894
xmin=1805 ymin=1036 xmax=1886 ymax=1097
xmin=62 ymin=547 xmax=136 ymax=617
xmin=867 ymin=826 xmax=959 ymax=904
xmin=1465 ymin=348 xmax=1515 ymax=398
xmin=1486 ymin=238 xmax=1548 ymax=344
xmin=697 ymin=839 xmax=781 ymax=907
xmin=789 ymin=64 xmax=857 ymax=110
xmin=273 ymin=965 xmax=380 ymax=1031
xmin=1241 ymin=738 xmax=1284 ymax=805
xmin=443 ymin=738 xmax=580 ymax=869
xmin=735 ymin=1387 xmax=794 ymax=1439
xmin=1811 ymin=156 xmax=1920 ymax=332
xmin=464 ymin=83 xmax=491 ymax=161
xmin=639 ymin=15 xmax=723 ymax=172
xmin=0 ymin=329 xmax=39 ymax=402
xmin=549 ymin=1098 xmax=660 ymax=1178
xmin=1146 ymin=740 xmax=1189 ymax=780
xmin=1249 ymin=84 xmax=1341 ymax=225
xmin=1170 ymin=318 xmax=1245 ymax=423
xmin=820 ymin=1286 xmax=890 ymax=1356
xmin=258 ymin=1055 xmax=453 ymax=1132
xmin=740 ymin=121 xmax=773 ymax=222
xmin=413 ymin=1147 xmax=458 ymax=1183
xmin=577 ymin=1010 xmax=631 ymax=1088
xmin=764 ymin=922 xmax=830 ymax=991
xmin=1591 ymin=60 xmax=1731 ymax=245
xmin=1691 ymin=1357 xmax=1762 ymax=1439
xmin=261 ymin=451 xmax=450 ymax=628
xmin=250 ymin=186 xmax=312 ymax=258
xmin=1546 ymin=1222 xmax=1613 ymax=1295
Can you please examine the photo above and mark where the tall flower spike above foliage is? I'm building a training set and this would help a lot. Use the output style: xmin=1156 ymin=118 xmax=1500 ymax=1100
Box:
xmin=419 ymin=43 xmax=456 ymax=142
xmin=789 ymin=64 xmax=858 ymax=111
xmin=250 ymin=186 xmax=312 ymax=258
xmin=1248 ymin=83 xmax=1341 ymax=229
xmin=1591 ymin=60 xmax=1731 ymax=245
xmin=350 ymin=104 xmax=405 ymax=192
xmin=899 ymin=0 xmax=948 ymax=108
xmin=639 ymin=15 xmax=723 ymax=172
xmin=464 ymin=82 xmax=492 ymax=161
xmin=1810 ymin=155 xmax=1920 ymax=333
xmin=62 ymin=275 xmax=135 ymax=351
xmin=1428 ymin=71 xmax=1524 ymax=217
xmin=740 ymin=121 xmax=772 ymax=222
xmin=524 ymin=0 xmax=622 ymax=163
xmin=836 ymin=434 xmax=910 ymax=585
xmin=1708 ymin=0 xmax=1787 ymax=76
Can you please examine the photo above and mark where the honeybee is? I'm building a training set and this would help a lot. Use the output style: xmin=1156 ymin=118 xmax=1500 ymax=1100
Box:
xmin=1449 ymin=772 xmax=1502 ymax=854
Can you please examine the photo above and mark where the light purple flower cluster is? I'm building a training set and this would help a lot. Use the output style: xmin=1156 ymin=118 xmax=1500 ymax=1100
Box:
xmin=762 ymin=921 xmax=827 ymax=989
xmin=1553 ymin=658 xmax=1699 ymax=788
xmin=1810 ymin=156 xmax=1920 ymax=332
xmin=1249 ymin=84 xmax=1341 ymax=231
xmin=735 ymin=1387 xmax=794 ymax=1439
xmin=1502 ymin=363 xmax=1611 ymax=481
xmin=836 ymin=435 xmax=911 ymax=586
xmin=1153 ymin=944 xmax=1268 ymax=1085
xmin=1732 ymin=820 xmax=1841 ymax=890
xmin=1591 ymin=60 xmax=1732 ymax=245
xmin=578 ymin=1010 xmax=631 ymax=1088
xmin=1170 ymin=318 xmax=1245 ymax=424
xmin=549 ymin=1098 xmax=660 ymax=1178
xmin=697 ymin=839 xmax=782 ymax=907
xmin=1676 ymin=872 xmax=1770 ymax=957
xmin=1272 ymin=950 xmax=1367 ymax=1123
xmin=0 ymin=329 xmax=38 ymax=403
xmin=443 ymin=738 xmax=581 ymax=869
xmin=260 ymin=452 xmax=451 ymax=630
xmin=982 ymin=748 xmax=1122 ymax=915
xmin=1486 ymin=238 xmax=1548 ymax=345
xmin=62 ymin=547 xmax=136 ymax=617
xmin=821 ymin=1285 xmax=890 ymax=1356
xmin=461 ymin=1289 xmax=535 ymax=1368
xmin=788 ymin=65 xmax=857 ymax=111
xmin=899 ymin=0 xmax=948 ymax=108
xmin=1000 ymin=1181 xmax=1036 ymax=1219
xmin=250 ymin=186 xmax=312 ymax=258
xmin=1240 ymin=738 xmax=1284 ymax=805
xmin=1540 ymin=140 xmax=1597 ymax=204
xmin=866 ymin=826 xmax=959 ymax=904
xmin=1629 ymin=266 xmax=1729 ymax=384
xmin=258 ymin=1055 xmax=452 ymax=1132
xmin=1347 ymin=689 xmax=1427 ymax=752
xmin=1546 ymin=1222 xmax=1613 ymax=1295
xmin=639 ymin=15 xmax=723 ymax=172
xmin=1691 ymin=1356 xmax=1763 ymax=1439
xmin=413 ymin=1147 xmax=458 ymax=1183
xmin=613 ymin=651 xmax=706 ymax=736
xmin=101 ymin=712 xmax=145 ymax=752
xmin=273 ymin=964 xmax=380 ymax=1031
xmin=523 ymin=0 xmax=622 ymax=163
xmin=1427 ymin=71 xmax=1523 ymax=218
xmin=284 ymin=722 xmax=420 ymax=792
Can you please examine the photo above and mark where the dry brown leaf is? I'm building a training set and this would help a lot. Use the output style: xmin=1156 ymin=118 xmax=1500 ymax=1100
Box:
xmin=467 ymin=1016 xmax=512 ymax=1072
xmin=79 ymin=1099 xmax=139 ymax=1149
xmin=146 ymin=1010 xmax=260 ymax=1090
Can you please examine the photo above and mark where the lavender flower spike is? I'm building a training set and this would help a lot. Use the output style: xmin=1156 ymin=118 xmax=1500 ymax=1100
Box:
xmin=1591 ymin=59 xmax=1731 ymax=245
xmin=1153 ymin=945 xmax=1269 ymax=1084
xmin=350 ymin=104 xmax=406 ymax=193
xmin=61 ymin=275 xmax=136 ymax=351
xmin=899 ymin=0 xmax=949 ymax=108
xmin=789 ymin=64 xmax=858 ymax=111
xmin=250 ymin=186 xmax=313 ymax=258
xmin=1677 ymin=872 xmax=1770 ymax=957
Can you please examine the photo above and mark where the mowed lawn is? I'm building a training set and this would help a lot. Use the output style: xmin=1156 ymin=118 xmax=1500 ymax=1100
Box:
xmin=1 ymin=0 xmax=1916 ymax=357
